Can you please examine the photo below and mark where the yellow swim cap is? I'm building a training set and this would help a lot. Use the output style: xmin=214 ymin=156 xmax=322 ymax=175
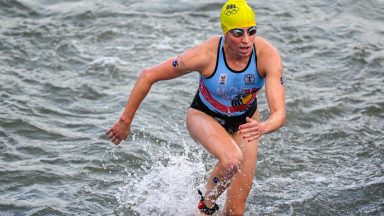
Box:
xmin=220 ymin=0 xmax=256 ymax=33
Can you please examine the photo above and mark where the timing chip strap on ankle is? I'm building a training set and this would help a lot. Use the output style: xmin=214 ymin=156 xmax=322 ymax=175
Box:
xmin=197 ymin=189 xmax=219 ymax=215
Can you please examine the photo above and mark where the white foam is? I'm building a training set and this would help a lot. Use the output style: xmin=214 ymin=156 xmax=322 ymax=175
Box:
xmin=117 ymin=144 xmax=208 ymax=215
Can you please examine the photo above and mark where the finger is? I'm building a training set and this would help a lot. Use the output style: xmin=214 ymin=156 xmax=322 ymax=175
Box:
xmin=117 ymin=134 xmax=126 ymax=141
xmin=244 ymin=134 xmax=257 ymax=142
xmin=107 ymin=130 xmax=117 ymax=138
xmin=242 ymin=132 xmax=258 ymax=139
xmin=250 ymin=132 xmax=264 ymax=141
xmin=248 ymin=134 xmax=261 ymax=142
xmin=112 ymin=136 xmax=119 ymax=143
xmin=239 ymin=119 xmax=258 ymax=130
xmin=108 ymin=133 xmax=114 ymax=139
xmin=238 ymin=126 xmax=258 ymax=134
xmin=238 ymin=128 xmax=248 ymax=134
xmin=246 ymin=117 xmax=258 ymax=124
xmin=239 ymin=123 xmax=252 ymax=130
xmin=114 ymin=139 xmax=122 ymax=145
xmin=111 ymin=135 xmax=118 ymax=141
xmin=106 ymin=129 xmax=112 ymax=135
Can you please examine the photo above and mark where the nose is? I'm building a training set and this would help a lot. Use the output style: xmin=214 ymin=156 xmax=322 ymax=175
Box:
xmin=241 ymin=32 xmax=250 ymax=44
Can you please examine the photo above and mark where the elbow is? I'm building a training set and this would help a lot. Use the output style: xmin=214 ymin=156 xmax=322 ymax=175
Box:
xmin=281 ymin=114 xmax=286 ymax=127
xmin=139 ymin=68 xmax=155 ymax=85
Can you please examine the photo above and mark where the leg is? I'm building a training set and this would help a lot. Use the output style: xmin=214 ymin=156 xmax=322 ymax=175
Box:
xmin=186 ymin=108 xmax=243 ymax=210
xmin=222 ymin=132 xmax=259 ymax=216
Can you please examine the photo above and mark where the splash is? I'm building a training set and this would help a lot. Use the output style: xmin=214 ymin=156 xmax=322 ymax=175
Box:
xmin=117 ymin=149 xmax=207 ymax=215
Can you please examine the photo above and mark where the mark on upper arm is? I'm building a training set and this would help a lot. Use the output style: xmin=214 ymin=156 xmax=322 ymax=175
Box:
xmin=172 ymin=55 xmax=186 ymax=68
xmin=172 ymin=59 xmax=179 ymax=67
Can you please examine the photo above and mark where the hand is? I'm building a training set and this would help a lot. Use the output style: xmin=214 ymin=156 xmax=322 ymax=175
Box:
xmin=238 ymin=117 xmax=266 ymax=142
xmin=106 ymin=118 xmax=131 ymax=145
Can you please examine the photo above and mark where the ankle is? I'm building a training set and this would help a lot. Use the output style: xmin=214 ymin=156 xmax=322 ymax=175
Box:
xmin=197 ymin=190 xmax=219 ymax=215
xmin=203 ymin=198 xmax=215 ymax=209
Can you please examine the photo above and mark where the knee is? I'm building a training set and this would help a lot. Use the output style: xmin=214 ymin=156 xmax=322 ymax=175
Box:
xmin=185 ymin=108 xmax=193 ymax=127
xmin=221 ymin=150 xmax=243 ymax=174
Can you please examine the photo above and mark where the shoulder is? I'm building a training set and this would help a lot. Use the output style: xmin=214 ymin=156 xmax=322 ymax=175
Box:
xmin=254 ymin=36 xmax=280 ymax=60
xmin=253 ymin=36 xmax=282 ymax=77
xmin=190 ymin=35 xmax=222 ymax=59
xmin=180 ymin=35 xmax=222 ymax=74
xmin=200 ymin=35 xmax=222 ymax=49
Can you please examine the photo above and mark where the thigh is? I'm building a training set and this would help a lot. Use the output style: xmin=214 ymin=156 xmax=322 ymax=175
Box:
xmin=186 ymin=108 xmax=241 ymax=161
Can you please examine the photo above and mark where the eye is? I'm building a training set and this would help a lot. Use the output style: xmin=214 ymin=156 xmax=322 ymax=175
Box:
xmin=248 ymin=27 xmax=257 ymax=36
xmin=231 ymin=29 xmax=244 ymax=37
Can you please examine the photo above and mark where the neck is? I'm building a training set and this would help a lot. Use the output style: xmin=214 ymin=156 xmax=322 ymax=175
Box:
xmin=222 ymin=43 xmax=251 ymax=70
xmin=223 ymin=43 xmax=250 ymax=69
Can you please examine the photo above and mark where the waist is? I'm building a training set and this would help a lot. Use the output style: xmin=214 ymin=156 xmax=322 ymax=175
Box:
xmin=198 ymin=82 xmax=258 ymax=116
xmin=190 ymin=90 xmax=258 ymax=119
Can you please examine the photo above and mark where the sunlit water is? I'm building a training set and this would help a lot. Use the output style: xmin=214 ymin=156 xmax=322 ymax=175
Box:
xmin=0 ymin=0 xmax=383 ymax=215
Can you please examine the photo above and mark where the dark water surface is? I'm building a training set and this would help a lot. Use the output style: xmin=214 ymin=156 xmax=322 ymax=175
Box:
xmin=1 ymin=0 xmax=383 ymax=215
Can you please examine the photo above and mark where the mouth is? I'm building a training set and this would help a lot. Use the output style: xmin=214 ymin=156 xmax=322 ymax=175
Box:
xmin=239 ymin=46 xmax=251 ymax=53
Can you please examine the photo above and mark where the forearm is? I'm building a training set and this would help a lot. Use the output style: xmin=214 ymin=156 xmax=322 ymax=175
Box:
xmin=262 ymin=110 xmax=286 ymax=134
xmin=120 ymin=70 xmax=154 ymax=125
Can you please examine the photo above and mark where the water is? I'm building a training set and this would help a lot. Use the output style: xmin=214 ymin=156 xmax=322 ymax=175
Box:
xmin=0 ymin=0 xmax=383 ymax=215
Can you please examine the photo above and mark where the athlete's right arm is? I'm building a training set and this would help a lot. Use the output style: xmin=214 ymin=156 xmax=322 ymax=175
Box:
xmin=106 ymin=37 xmax=218 ymax=145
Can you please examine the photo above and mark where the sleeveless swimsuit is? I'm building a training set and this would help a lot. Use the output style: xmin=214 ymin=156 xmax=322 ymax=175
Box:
xmin=190 ymin=36 xmax=265 ymax=133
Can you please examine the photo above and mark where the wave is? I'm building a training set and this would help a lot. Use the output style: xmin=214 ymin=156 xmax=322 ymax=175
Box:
xmin=0 ymin=0 xmax=41 ymax=18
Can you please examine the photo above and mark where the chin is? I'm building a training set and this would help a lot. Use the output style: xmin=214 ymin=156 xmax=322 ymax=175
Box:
xmin=238 ymin=47 xmax=252 ymax=55
xmin=238 ymin=50 xmax=251 ymax=57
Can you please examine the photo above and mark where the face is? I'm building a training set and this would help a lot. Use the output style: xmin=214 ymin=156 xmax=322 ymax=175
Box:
xmin=225 ymin=26 xmax=257 ymax=57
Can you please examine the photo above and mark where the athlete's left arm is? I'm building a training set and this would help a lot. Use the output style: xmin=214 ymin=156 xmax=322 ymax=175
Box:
xmin=260 ymin=42 xmax=286 ymax=134
xmin=238 ymin=40 xmax=286 ymax=141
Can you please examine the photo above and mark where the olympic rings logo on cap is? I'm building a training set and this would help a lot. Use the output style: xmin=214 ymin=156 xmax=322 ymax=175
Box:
xmin=224 ymin=4 xmax=239 ymax=16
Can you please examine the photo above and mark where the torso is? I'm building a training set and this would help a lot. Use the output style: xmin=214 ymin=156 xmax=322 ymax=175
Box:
xmin=197 ymin=36 xmax=265 ymax=117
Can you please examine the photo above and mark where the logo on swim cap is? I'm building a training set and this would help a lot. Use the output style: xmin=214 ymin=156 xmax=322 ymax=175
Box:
xmin=224 ymin=4 xmax=239 ymax=16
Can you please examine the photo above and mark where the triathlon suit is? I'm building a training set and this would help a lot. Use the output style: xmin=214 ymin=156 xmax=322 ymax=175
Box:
xmin=190 ymin=36 xmax=265 ymax=133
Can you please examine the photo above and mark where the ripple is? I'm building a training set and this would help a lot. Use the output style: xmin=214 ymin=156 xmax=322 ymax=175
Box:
xmin=0 ymin=0 xmax=41 ymax=18
xmin=0 ymin=0 xmax=383 ymax=215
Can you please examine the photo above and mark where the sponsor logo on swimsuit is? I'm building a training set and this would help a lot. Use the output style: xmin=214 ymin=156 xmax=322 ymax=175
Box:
xmin=224 ymin=4 xmax=239 ymax=16
xmin=215 ymin=87 xmax=260 ymax=99
xmin=231 ymin=94 xmax=245 ymax=107
xmin=219 ymin=74 xmax=227 ymax=85
xmin=231 ymin=88 xmax=260 ymax=107
xmin=214 ymin=117 xmax=225 ymax=125
xmin=244 ymin=74 xmax=255 ymax=85
xmin=216 ymin=86 xmax=243 ymax=98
